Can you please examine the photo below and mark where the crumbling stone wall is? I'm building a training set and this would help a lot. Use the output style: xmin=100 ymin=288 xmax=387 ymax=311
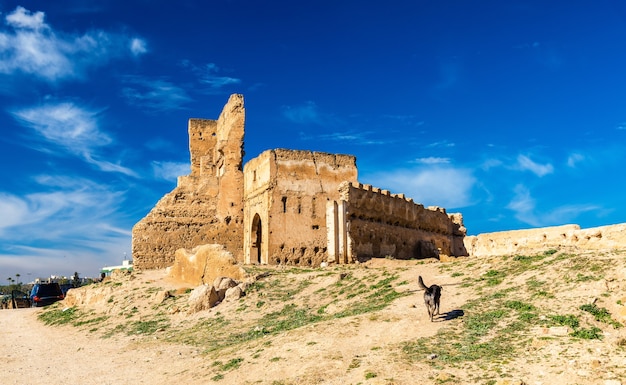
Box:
xmin=243 ymin=149 xmax=358 ymax=266
xmin=131 ymin=94 xmax=245 ymax=269
xmin=327 ymin=182 xmax=467 ymax=262
xmin=464 ymin=223 xmax=626 ymax=257
xmin=133 ymin=94 xmax=473 ymax=271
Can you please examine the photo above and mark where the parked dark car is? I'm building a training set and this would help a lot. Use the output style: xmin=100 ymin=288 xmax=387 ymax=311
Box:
xmin=30 ymin=283 xmax=64 ymax=307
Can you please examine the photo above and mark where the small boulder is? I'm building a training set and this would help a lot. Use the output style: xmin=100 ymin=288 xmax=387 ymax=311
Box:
xmin=214 ymin=277 xmax=238 ymax=301
xmin=224 ymin=286 xmax=244 ymax=301
xmin=153 ymin=290 xmax=172 ymax=304
xmin=187 ymin=285 xmax=219 ymax=314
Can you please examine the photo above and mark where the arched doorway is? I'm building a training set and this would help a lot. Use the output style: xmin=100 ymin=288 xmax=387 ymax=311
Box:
xmin=250 ymin=214 xmax=262 ymax=264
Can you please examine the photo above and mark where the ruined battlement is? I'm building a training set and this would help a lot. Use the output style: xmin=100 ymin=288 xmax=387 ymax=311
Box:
xmin=337 ymin=181 xmax=464 ymax=235
xmin=327 ymin=181 xmax=468 ymax=263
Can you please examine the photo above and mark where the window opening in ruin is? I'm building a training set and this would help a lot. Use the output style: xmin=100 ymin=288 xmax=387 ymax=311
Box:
xmin=311 ymin=197 xmax=316 ymax=217
xmin=282 ymin=197 xmax=287 ymax=213
xmin=253 ymin=170 xmax=256 ymax=181
xmin=312 ymin=225 xmax=319 ymax=230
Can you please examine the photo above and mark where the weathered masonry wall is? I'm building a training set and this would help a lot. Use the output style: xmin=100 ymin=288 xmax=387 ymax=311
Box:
xmin=243 ymin=149 xmax=358 ymax=266
xmin=464 ymin=223 xmax=626 ymax=257
xmin=131 ymin=94 xmax=245 ymax=269
xmin=327 ymin=182 xmax=468 ymax=263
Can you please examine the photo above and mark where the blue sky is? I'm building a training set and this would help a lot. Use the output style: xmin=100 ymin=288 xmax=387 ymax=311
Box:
xmin=1 ymin=1 xmax=625 ymax=279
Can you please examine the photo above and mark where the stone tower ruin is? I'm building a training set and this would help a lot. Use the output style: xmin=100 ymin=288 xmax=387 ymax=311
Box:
xmin=132 ymin=94 xmax=245 ymax=269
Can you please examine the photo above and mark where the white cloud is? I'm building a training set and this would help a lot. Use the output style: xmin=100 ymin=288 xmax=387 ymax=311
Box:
xmin=199 ymin=63 xmax=241 ymax=88
xmin=0 ymin=6 xmax=146 ymax=82
xmin=567 ymin=153 xmax=585 ymax=168
xmin=426 ymin=140 xmax=455 ymax=148
xmin=0 ymin=176 xmax=125 ymax=238
xmin=516 ymin=154 xmax=554 ymax=177
xmin=507 ymin=184 xmax=600 ymax=227
xmin=152 ymin=161 xmax=190 ymax=181
xmin=11 ymin=102 xmax=136 ymax=176
xmin=13 ymin=102 xmax=110 ymax=150
xmin=364 ymin=166 xmax=476 ymax=209
xmin=179 ymin=61 xmax=241 ymax=93
xmin=0 ymin=193 xmax=29 ymax=230
xmin=130 ymin=38 xmax=147 ymax=56
xmin=413 ymin=157 xmax=450 ymax=165
xmin=481 ymin=158 xmax=503 ymax=170
xmin=122 ymin=76 xmax=192 ymax=111
xmin=506 ymin=184 xmax=537 ymax=225
xmin=5 ymin=6 xmax=46 ymax=30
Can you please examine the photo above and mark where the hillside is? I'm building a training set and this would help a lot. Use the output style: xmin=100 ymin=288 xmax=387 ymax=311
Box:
xmin=10 ymin=249 xmax=626 ymax=384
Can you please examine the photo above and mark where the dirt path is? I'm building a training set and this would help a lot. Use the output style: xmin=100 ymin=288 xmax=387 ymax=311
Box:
xmin=0 ymin=308 xmax=206 ymax=385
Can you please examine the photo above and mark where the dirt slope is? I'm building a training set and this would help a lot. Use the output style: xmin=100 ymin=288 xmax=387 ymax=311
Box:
xmin=1 ymin=250 xmax=625 ymax=385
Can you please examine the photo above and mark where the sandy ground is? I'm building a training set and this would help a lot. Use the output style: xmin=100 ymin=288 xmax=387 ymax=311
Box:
xmin=1 ymin=255 xmax=625 ymax=385
xmin=0 ymin=306 xmax=207 ymax=385
xmin=0 ymin=263 xmax=453 ymax=385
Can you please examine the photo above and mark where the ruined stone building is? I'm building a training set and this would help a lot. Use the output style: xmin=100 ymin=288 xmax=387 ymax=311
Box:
xmin=132 ymin=94 xmax=468 ymax=270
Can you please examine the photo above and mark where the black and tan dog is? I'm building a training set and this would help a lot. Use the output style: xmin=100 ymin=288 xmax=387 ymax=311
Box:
xmin=418 ymin=276 xmax=442 ymax=322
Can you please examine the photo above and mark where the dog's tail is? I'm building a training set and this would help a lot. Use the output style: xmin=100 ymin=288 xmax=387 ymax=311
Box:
xmin=418 ymin=275 xmax=428 ymax=290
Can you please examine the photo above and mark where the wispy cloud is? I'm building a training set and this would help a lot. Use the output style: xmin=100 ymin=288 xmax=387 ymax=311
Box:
xmin=11 ymin=102 xmax=136 ymax=176
xmin=121 ymin=76 xmax=192 ymax=111
xmin=507 ymin=184 xmax=600 ymax=227
xmin=0 ymin=6 xmax=146 ymax=83
xmin=282 ymin=100 xmax=356 ymax=136
xmin=282 ymin=101 xmax=324 ymax=125
xmin=179 ymin=61 xmax=241 ymax=93
xmin=0 ymin=175 xmax=131 ymax=277
xmin=567 ymin=153 xmax=585 ymax=168
xmin=130 ymin=38 xmax=147 ymax=56
xmin=412 ymin=157 xmax=451 ymax=165
xmin=481 ymin=158 xmax=504 ymax=170
xmin=198 ymin=63 xmax=241 ymax=88
xmin=299 ymin=130 xmax=388 ymax=146
xmin=382 ymin=114 xmax=425 ymax=128
xmin=364 ymin=166 xmax=476 ymax=209
xmin=0 ymin=175 xmax=127 ymax=238
xmin=151 ymin=161 xmax=189 ymax=181
xmin=426 ymin=140 xmax=456 ymax=148
xmin=516 ymin=154 xmax=554 ymax=177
